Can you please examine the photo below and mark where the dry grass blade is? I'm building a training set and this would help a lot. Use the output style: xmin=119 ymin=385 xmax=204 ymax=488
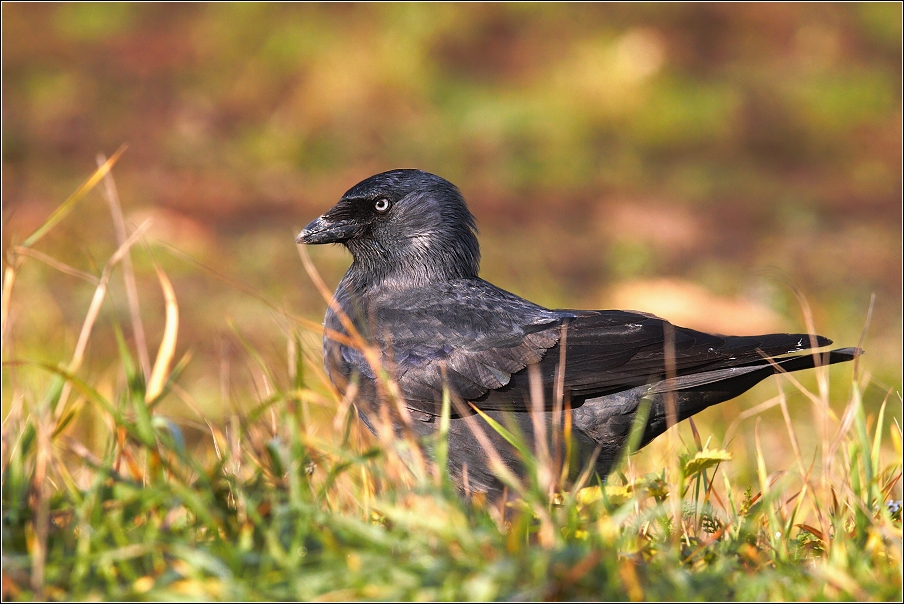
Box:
xmin=528 ymin=364 xmax=553 ymax=497
xmin=1 ymin=265 xmax=17 ymax=347
xmin=146 ymin=265 xmax=180 ymax=403
xmin=662 ymin=323 xmax=678 ymax=431
xmin=571 ymin=443 xmax=602 ymax=495
xmin=774 ymin=377 xmax=806 ymax=476
xmin=553 ymin=322 xmax=569 ymax=487
xmin=30 ymin=410 xmax=52 ymax=600
xmin=788 ymin=287 xmax=832 ymax=432
xmin=10 ymin=247 xmax=99 ymax=285
xmin=21 ymin=146 xmax=126 ymax=249
xmin=2 ymin=147 xmax=126 ymax=347
xmin=296 ymin=245 xmax=355 ymax=334
xmin=754 ymin=418 xmax=770 ymax=500
xmin=54 ymin=220 xmax=151 ymax=420
xmin=97 ymin=152 xmax=151 ymax=378
xmin=457 ymin=401 xmax=521 ymax=494
xmin=854 ymin=293 xmax=874 ymax=381
xmin=758 ymin=348 xmax=837 ymax=417
xmin=661 ymin=323 xmax=685 ymax=543
xmin=297 ymin=245 xmax=406 ymax=410
xmin=296 ymin=245 xmax=374 ymax=351
xmin=723 ymin=394 xmax=781 ymax=446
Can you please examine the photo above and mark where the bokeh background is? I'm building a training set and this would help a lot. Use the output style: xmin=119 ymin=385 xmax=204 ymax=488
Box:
xmin=3 ymin=4 xmax=901 ymax=476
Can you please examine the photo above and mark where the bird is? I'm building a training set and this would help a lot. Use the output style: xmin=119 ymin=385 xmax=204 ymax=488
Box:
xmin=296 ymin=169 xmax=858 ymax=498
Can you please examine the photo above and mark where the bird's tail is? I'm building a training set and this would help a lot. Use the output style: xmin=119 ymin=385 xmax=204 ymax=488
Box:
xmin=649 ymin=346 xmax=860 ymax=393
xmin=577 ymin=347 xmax=861 ymax=478
xmin=640 ymin=346 xmax=861 ymax=444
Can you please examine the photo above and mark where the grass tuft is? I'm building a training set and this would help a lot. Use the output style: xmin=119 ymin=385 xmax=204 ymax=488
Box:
xmin=1 ymin=164 xmax=901 ymax=601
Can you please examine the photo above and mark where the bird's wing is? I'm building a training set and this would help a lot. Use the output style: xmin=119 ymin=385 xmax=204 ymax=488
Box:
xmin=344 ymin=280 xmax=832 ymax=416
xmin=358 ymin=279 xmax=570 ymax=410
xmin=473 ymin=310 xmax=833 ymax=411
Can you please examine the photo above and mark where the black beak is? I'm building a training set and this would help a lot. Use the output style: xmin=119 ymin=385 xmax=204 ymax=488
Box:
xmin=296 ymin=214 xmax=358 ymax=244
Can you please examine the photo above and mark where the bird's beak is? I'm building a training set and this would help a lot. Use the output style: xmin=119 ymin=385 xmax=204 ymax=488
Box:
xmin=296 ymin=214 xmax=358 ymax=245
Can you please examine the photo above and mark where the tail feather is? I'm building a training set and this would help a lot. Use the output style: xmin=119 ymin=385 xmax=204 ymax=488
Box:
xmin=651 ymin=346 xmax=860 ymax=393
xmin=574 ymin=347 xmax=862 ymax=478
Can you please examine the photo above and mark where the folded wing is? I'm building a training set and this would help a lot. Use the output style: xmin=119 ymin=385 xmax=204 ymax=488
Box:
xmin=341 ymin=280 xmax=842 ymax=416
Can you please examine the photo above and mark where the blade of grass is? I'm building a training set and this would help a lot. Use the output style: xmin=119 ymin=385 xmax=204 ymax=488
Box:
xmin=527 ymin=363 xmax=553 ymax=498
xmin=853 ymin=293 xmax=874 ymax=381
xmin=2 ymin=147 xmax=125 ymax=347
xmin=29 ymin=408 xmax=51 ymax=600
xmin=145 ymin=265 xmax=179 ymax=403
xmin=434 ymin=384 xmax=452 ymax=488
xmin=870 ymin=395 xmax=887 ymax=483
xmin=97 ymin=152 xmax=151 ymax=378
xmin=11 ymin=247 xmax=99 ymax=284
xmin=21 ymin=146 xmax=126 ymax=249
xmin=54 ymin=220 xmax=151 ymax=420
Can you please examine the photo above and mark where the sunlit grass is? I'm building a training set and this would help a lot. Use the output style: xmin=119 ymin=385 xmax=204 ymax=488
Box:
xmin=2 ymin=165 xmax=901 ymax=601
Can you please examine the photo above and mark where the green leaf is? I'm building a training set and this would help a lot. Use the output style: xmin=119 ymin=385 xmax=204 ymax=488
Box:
xmin=683 ymin=449 xmax=732 ymax=478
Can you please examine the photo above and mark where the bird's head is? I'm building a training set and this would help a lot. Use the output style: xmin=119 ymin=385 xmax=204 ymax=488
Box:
xmin=297 ymin=170 xmax=480 ymax=287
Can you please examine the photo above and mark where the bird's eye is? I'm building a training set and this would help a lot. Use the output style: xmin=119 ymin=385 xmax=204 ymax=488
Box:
xmin=374 ymin=198 xmax=391 ymax=213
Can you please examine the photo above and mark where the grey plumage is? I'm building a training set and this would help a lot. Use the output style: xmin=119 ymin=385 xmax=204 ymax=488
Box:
xmin=297 ymin=169 xmax=857 ymax=497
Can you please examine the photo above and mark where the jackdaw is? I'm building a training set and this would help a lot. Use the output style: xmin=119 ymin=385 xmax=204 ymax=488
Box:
xmin=297 ymin=169 xmax=857 ymax=498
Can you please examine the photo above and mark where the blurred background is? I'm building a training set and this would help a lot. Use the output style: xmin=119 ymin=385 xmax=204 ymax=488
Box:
xmin=3 ymin=4 xmax=901 ymax=475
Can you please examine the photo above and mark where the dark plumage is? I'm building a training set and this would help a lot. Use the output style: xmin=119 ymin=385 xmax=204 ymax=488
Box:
xmin=297 ymin=169 xmax=857 ymax=497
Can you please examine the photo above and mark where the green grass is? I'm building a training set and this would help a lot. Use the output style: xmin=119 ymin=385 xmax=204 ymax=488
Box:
xmin=2 ymin=164 xmax=901 ymax=601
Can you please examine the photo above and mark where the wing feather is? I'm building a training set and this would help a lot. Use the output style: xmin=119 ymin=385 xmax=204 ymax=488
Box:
xmin=332 ymin=280 xmax=832 ymax=417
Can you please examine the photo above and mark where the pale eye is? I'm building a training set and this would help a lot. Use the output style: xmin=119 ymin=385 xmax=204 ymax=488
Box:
xmin=374 ymin=198 xmax=391 ymax=213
